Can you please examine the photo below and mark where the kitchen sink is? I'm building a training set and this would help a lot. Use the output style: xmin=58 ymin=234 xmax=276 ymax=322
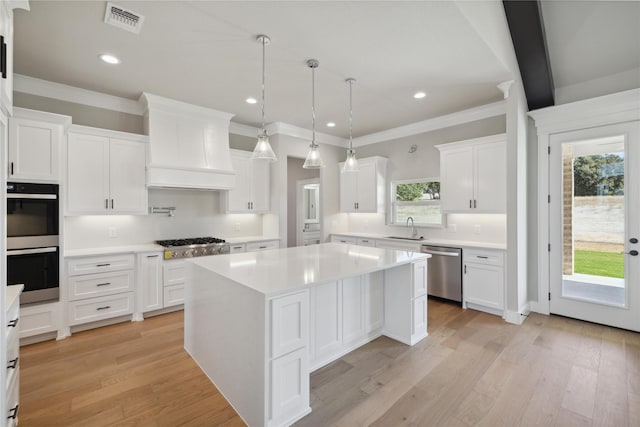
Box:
xmin=387 ymin=236 xmax=425 ymax=241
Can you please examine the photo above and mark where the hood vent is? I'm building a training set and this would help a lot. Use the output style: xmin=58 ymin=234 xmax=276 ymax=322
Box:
xmin=104 ymin=2 xmax=145 ymax=34
xmin=139 ymin=93 xmax=236 ymax=191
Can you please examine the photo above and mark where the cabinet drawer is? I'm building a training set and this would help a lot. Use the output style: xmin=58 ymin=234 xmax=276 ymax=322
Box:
xmin=246 ymin=240 xmax=279 ymax=252
xmin=356 ymin=238 xmax=375 ymax=247
xmin=67 ymin=253 xmax=134 ymax=276
xmin=163 ymin=283 xmax=184 ymax=308
xmin=331 ymin=236 xmax=357 ymax=245
xmin=6 ymin=370 xmax=19 ymax=427
xmin=271 ymin=291 xmax=309 ymax=359
xmin=68 ymin=293 xmax=134 ymax=325
xmin=163 ymin=261 xmax=190 ymax=286
xmin=68 ymin=270 xmax=134 ymax=301
xmin=229 ymin=244 xmax=246 ymax=253
xmin=412 ymin=260 xmax=428 ymax=298
xmin=464 ymin=249 xmax=504 ymax=267
xmin=6 ymin=330 xmax=19 ymax=390
xmin=19 ymin=302 xmax=59 ymax=339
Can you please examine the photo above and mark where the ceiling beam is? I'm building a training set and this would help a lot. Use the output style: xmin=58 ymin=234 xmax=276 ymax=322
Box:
xmin=502 ymin=0 xmax=555 ymax=110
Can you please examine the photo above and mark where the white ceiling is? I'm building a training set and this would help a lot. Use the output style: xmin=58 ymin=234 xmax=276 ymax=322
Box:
xmin=540 ymin=0 xmax=640 ymax=89
xmin=13 ymin=1 xmax=515 ymax=138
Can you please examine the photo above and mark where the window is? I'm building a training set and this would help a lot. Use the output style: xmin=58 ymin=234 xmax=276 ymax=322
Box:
xmin=390 ymin=178 xmax=443 ymax=226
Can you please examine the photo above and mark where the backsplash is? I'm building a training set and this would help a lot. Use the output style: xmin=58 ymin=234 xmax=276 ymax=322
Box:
xmin=63 ymin=189 xmax=263 ymax=249
xmin=346 ymin=213 xmax=506 ymax=244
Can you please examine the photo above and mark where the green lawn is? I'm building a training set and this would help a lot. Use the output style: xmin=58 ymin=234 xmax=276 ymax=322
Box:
xmin=574 ymin=250 xmax=624 ymax=278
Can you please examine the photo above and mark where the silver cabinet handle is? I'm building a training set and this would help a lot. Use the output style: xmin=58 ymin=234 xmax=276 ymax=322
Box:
xmin=474 ymin=199 xmax=477 ymax=208
xmin=469 ymin=200 xmax=472 ymax=208
xmin=476 ymin=255 xmax=489 ymax=259
xmin=111 ymin=199 xmax=114 ymax=209
xmin=96 ymin=282 xmax=111 ymax=287
xmin=8 ymin=247 xmax=57 ymax=256
xmin=421 ymin=250 xmax=459 ymax=257
xmin=96 ymin=263 xmax=111 ymax=267
xmin=105 ymin=199 xmax=109 ymax=209
xmin=96 ymin=306 xmax=111 ymax=311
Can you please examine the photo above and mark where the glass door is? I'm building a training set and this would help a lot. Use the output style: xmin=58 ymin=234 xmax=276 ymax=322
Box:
xmin=549 ymin=121 xmax=639 ymax=331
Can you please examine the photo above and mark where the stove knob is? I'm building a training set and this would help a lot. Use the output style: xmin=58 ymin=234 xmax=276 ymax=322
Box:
xmin=208 ymin=248 xmax=215 ymax=255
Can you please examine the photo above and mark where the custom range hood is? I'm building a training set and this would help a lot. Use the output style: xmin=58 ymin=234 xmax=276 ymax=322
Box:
xmin=139 ymin=93 xmax=236 ymax=190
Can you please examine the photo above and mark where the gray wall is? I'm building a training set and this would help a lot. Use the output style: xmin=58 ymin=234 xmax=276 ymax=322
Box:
xmin=14 ymin=92 xmax=144 ymax=134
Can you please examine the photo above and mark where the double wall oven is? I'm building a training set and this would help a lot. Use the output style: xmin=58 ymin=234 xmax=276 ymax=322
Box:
xmin=6 ymin=182 xmax=60 ymax=305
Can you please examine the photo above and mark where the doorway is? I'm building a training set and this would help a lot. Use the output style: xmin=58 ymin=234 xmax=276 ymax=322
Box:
xmin=549 ymin=121 xmax=640 ymax=331
xmin=297 ymin=179 xmax=321 ymax=246
xmin=286 ymin=157 xmax=320 ymax=247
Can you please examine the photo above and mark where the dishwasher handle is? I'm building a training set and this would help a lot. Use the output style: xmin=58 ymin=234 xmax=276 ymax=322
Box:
xmin=420 ymin=248 xmax=460 ymax=257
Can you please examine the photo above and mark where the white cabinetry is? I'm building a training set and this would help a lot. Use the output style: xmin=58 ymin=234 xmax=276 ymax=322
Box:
xmin=330 ymin=235 xmax=357 ymax=245
xmin=163 ymin=260 xmax=188 ymax=308
xmin=8 ymin=108 xmax=70 ymax=183
xmin=66 ymin=126 xmax=148 ymax=215
xmin=246 ymin=240 xmax=280 ymax=252
xmin=5 ymin=286 xmax=22 ymax=427
xmin=436 ymin=134 xmax=506 ymax=213
xmin=19 ymin=302 xmax=61 ymax=340
xmin=222 ymin=149 xmax=270 ymax=213
xmin=339 ymin=156 xmax=387 ymax=213
xmin=0 ymin=1 xmax=28 ymax=115
xmin=268 ymin=290 xmax=309 ymax=427
xmin=229 ymin=243 xmax=246 ymax=253
xmin=137 ymin=252 xmax=163 ymax=313
xmin=463 ymin=249 xmax=505 ymax=316
xmin=66 ymin=254 xmax=135 ymax=326
xmin=383 ymin=260 xmax=428 ymax=345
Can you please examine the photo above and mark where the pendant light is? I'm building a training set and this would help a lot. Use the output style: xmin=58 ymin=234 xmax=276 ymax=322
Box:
xmin=251 ymin=35 xmax=277 ymax=161
xmin=303 ymin=59 xmax=325 ymax=169
xmin=342 ymin=78 xmax=359 ymax=173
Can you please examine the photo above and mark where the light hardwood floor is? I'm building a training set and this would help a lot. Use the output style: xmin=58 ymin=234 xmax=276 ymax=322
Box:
xmin=20 ymin=300 xmax=640 ymax=426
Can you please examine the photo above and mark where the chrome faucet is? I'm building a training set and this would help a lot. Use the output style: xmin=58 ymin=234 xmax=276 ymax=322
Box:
xmin=406 ymin=216 xmax=417 ymax=238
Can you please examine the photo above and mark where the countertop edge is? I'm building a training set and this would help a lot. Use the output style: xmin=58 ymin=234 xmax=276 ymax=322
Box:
xmin=6 ymin=284 xmax=24 ymax=310
xmin=331 ymin=232 xmax=507 ymax=251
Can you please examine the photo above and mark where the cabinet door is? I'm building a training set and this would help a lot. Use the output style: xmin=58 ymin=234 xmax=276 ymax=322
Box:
xmin=342 ymin=276 xmax=364 ymax=345
xmin=270 ymin=348 xmax=309 ymax=427
xmin=311 ymin=281 xmax=341 ymax=362
xmin=440 ymin=147 xmax=473 ymax=212
xmin=364 ymin=272 xmax=384 ymax=332
xmin=138 ymin=253 xmax=163 ymax=312
xmin=412 ymin=259 xmax=428 ymax=298
xmin=355 ymin=161 xmax=377 ymax=212
xmin=109 ymin=138 xmax=147 ymax=214
xmin=226 ymin=154 xmax=251 ymax=212
xmin=250 ymin=157 xmax=270 ymax=211
xmin=0 ymin=2 xmax=13 ymax=113
xmin=464 ymin=263 xmax=504 ymax=310
xmin=271 ymin=291 xmax=309 ymax=359
xmin=412 ymin=295 xmax=427 ymax=336
xmin=8 ymin=118 xmax=60 ymax=182
xmin=474 ymin=141 xmax=506 ymax=212
xmin=339 ymin=170 xmax=357 ymax=212
xmin=67 ymin=133 xmax=110 ymax=213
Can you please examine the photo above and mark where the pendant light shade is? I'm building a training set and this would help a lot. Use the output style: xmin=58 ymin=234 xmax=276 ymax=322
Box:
xmin=303 ymin=59 xmax=325 ymax=169
xmin=342 ymin=78 xmax=359 ymax=173
xmin=251 ymin=35 xmax=277 ymax=161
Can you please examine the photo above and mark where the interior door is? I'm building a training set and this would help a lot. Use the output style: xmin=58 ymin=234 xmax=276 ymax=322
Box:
xmin=549 ymin=121 xmax=640 ymax=331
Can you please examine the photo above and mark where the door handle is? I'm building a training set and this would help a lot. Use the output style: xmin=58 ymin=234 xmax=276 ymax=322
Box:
xmin=627 ymin=250 xmax=639 ymax=256
xmin=111 ymin=199 xmax=114 ymax=209
xmin=630 ymin=238 xmax=639 ymax=244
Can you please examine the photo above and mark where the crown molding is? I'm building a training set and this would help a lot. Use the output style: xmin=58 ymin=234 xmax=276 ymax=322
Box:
xmin=229 ymin=122 xmax=259 ymax=137
xmin=266 ymin=122 xmax=347 ymax=147
xmin=6 ymin=1 xmax=30 ymax=11
xmin=528 ymin=88 xmax=640 ymax=135
xmin=14 ymin=74 xmax=144 ymax=115
xmin=352 ymin=100 xmax=507 ymax=147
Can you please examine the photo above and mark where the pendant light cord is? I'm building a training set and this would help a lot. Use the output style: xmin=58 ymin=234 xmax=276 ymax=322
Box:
xmin=348 ymin=79 xmax=353 ymax=151
xmin=311 ymin=65 xmax=316 ymax=147
xmin=261 ymin=37 xmax=266 ymax=132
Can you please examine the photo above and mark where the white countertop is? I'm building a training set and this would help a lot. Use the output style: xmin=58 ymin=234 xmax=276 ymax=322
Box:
xmin=188 ymin=242 xmax=429 ymax=297
xmin=332 ymin=232 xmax=507 ymax=251
xmin=6 ymin=284 xmax=24 ymax=310
xmin=64 ymin=244 xmax=164 ymax=258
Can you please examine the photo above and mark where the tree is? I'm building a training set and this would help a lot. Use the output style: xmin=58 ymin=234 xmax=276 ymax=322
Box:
xmin=573 ymin=154 xmax=624 ymax=196
xmin=396 ymin=183 xmax=425 ymax=201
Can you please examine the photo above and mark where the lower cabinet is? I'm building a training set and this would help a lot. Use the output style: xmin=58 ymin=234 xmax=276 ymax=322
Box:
xmin=229 ymin=243 xmax=246 ymax=254
xmin=66 ymin=254 xmax=135 ymax=326
xmin=463 ymin=249 xmax=505 ymax=316
xmin=6 ymin=286 xmax=22 ymax=427
xmin=269 ymin=290 xmax=309 ymax=427
xmin=246 ymin=240 xmax=280 ymax=252
xmin=162 ymin=260 xmax=188 ymax=308
xmin=137 ymin=252 xmax=163 ymax=313
xmin=19 ymin=302 xmax=60 ymax=339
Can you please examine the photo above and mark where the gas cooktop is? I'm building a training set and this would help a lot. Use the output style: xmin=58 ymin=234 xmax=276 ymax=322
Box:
xmin=156 ymin=237 xmax=230 ymax=259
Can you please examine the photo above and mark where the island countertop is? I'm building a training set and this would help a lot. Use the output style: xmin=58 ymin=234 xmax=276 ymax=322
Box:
xmin=187 ymin=242 xmax=429 ymax=297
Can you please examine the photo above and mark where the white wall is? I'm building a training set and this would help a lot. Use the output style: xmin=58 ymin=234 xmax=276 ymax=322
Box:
xmin=63 ymin=189 xmax=263 ymax=249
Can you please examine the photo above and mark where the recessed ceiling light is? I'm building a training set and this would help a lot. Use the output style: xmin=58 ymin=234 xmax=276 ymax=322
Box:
xmin=99 ymin=54 xmax=120 ymax=65
xmin=413 ymin=91 xmax=427 ymax=99
xmin=326 ymin=122 xmax=336 ymax=128
xmin=246 ymin=97 xmax=257 ymax=104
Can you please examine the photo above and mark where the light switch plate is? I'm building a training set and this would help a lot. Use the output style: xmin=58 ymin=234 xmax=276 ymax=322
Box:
xmin=108 ymin=227 xmax=117 ymax=238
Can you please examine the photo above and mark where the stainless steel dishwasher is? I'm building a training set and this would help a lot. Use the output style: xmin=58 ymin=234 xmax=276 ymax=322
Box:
xmin=420 ymin=245 xmax=462 ymax=303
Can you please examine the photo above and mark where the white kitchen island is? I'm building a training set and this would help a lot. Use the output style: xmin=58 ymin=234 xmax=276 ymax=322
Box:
xmin=184 ymin=243 xmax=430 ymax=427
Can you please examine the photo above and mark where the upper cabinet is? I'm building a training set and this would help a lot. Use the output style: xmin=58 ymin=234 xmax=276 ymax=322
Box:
xmin=8 ymin=108 xmax=71 ymax=183
xmin=436 ymin=134 xmax=506 ymax=213
xmin=339 ymin=156 xmax=387 ymax=213
xmin=0 ymin=1 xmax=27 ymax=114
xmin=66 ymin=125 xmax=148 ymax=215
xmin=221 ymin=149 xmax=270 ymax=213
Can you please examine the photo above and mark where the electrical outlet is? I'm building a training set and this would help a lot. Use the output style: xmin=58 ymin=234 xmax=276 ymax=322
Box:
xmin=448 ymin=224 xmax=457 ymax=233
xmin=108 ymin=227 xmax=117 ymax=238
xmin=234 ymin=222 xmax=240 ymax=231
xmin=474 ymin=224 xmax=481 ymax=234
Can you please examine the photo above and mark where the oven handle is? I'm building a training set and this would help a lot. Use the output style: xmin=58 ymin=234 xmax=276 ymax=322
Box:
xmin=7 ymin=247 xmax=58 ymax=256
xmin=7 ymin=193 xmax=57 ymax=200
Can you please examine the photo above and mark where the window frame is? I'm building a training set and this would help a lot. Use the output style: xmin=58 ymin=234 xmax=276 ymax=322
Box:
xmin=389 ymin=177 xmax=444 ymax=228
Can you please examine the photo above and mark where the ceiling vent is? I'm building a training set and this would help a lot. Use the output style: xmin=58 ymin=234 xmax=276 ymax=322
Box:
xmin=104 ymin=2 xmax=145 ymax=34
